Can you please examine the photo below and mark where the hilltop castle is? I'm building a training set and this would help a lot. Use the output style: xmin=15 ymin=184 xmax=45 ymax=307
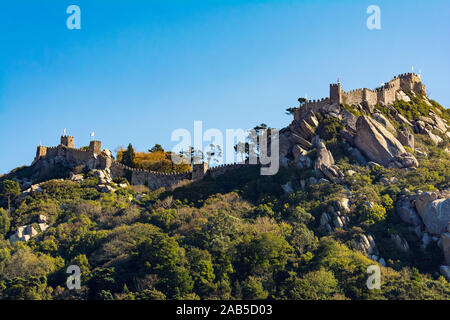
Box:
xmin=301 ymin=73 xmax=426 ymax=110
xmin=33 ymin=135 xmax=251 ymax=190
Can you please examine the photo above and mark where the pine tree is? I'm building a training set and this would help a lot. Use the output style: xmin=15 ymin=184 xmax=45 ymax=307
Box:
xmin=121 ymin=143 xmax=136 ymax=167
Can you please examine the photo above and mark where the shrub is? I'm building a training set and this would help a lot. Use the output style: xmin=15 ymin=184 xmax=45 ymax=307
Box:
xmin=316 ymin=117 xmax=344 ymax=141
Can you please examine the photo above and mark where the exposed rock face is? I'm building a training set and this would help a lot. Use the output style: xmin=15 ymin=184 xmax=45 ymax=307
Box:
xmin=92 ymin=169 xmax=113 ymax=185
xmin=425 ymin=129 xmax=443 ymax=145
xmin=292 ymin=145 xmax=307 ymax=161
xmin=414 ymin=118 xmax=445 ymax=145
xmin=348 ymin=147 xmax=367 ymax=165
xmin=413 ymin=192 xmax=439 ymax=218
xmin=337 ymin=197 xmax=350 ymax=213
xmin=70 ymin=173 xmax=84 ymax=182
xmin=102 ymin=149 xmax=113 ymax=158
xmin=431 ymin=113 xmax=448 ymax=133
xmin=291 ymin=119 xmax=315 ymax=140
xmin=9 ymin=225 xmax=38 ymax=245
xmin=397 ymin=130 xmax=415 ymax=151
xmin=396 ymin=90 xmax=411 ymax=102
xmin=303 ymin=110 xmax=319 ymax=127
xmin=397 ymin=191 xmax=450 ymax=265
xmin=290 ymin=133 xmax=312 ymax=150
xmin=396 ymin=196 xmax=422 ymax=227
xmin=354 ymin=116 xmax=418 ymax=168
xmin=98 ymin=185 xmax=115 ymax=193
xmin=341 ymin=110 xmax=358 ymax=132
xmin=371 ymin=112 xmax=396 ymax=133
xmin=279 ymin=132 xmax=292 ymax=159
xmin=422 ymin=198 xmax=450 ymax=235
xmin=391 ymin=234 xmax=410 ymax=252
xmin=314 ymin=141 xmax=343 ymax=181
xmin=395 ymin=113 xmax=413 ymax=128
xmin=352 ymin=234 xmax=377 ymax=255
xmin=442 ymin=232 xmax=450 ymax=265
xmin=440 ymin=265 xmax=450 ymax=282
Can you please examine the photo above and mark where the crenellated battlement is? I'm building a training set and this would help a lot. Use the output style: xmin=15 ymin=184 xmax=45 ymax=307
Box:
xmin=61 ymin=135 xmax=74 ymax=148
xmin=301 ymin=73 xmax=425 ymax=108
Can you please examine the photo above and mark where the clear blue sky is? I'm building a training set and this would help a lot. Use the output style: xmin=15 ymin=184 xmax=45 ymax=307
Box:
xmin=1 ymin=0 xmax=449 ymax=173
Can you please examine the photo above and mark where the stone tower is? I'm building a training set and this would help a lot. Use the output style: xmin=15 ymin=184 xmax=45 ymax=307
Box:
xmin=192 ymin=162 xmax=209 ymax=180
xmin=329 ymin=83 xmax=342 ymax=104
xmin=89 ymin=140 xmax=102 ymax=155
xmin=35 ymin=146 xmax=47 ymax=159
xmin=60 ymin=135 xmax=74 ymax=148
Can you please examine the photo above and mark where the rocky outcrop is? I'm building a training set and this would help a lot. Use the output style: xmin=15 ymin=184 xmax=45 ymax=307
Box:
xmin=413 ymin=192 xmax=439 ymax=218
xmin=442 ymin=231 xmax=450 ymax=265
xmin=341 ymin=110 xmax=357 ymax=132
xmin=9 ymin=225 xmax=38 ymax=245
xmin=423 ymin=128 xmax=443 ymax=145
xmin=414 ymin=118 xmax=446 ymax=145
xmin=291 ymin=119 xmax=316 ymax=140
xmin=391 ymin=234 xmax=410 ymax=252
xmin=440 ymin=265 xmax=450 ymax=282
xmin=371 ymin=112 xmax=396 ymax=133
xmin=70 ymin=173 xmax=84 ymax=182
xmin=396 ymin=90 xmax=411 ymax=102
xmin=397 ymin=130 xmax=414 ymax=151
xmin=354 ymin=116 xmax=418 ymax=168
xmin=351 ymin=234 xmax=377 ymax=255
xmin=395 ymin=113 xmax=413 ymax=128
xmin=431 ymin=113 xmax=448 ymax=134
xmin=92 ymin=169 xmax=113 ymax=185
xmin=279 ymin=132 xmax=292 ymax=159
xmin=422 ymin=198 xmax=450 ymax=235
xmin=396 ymin=191 xmax=450 ymax=268
xmin=290 ymin=133 xmax=312 ymax=150
xmin=314 ymin=141 xmax=343 ymax=181
xmin=9 ymin=214 xmax=49 ymax=245
xmin=396 ymin=196 xmax=422 ymax=227
xmin=292 ymin=145 xmax=308 ymax=162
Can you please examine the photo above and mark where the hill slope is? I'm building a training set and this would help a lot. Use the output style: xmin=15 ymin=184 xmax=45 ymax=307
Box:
xmin=0 ymin=78 xmax=450 ymax=300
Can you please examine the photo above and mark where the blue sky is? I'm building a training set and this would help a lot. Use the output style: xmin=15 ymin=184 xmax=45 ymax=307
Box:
xmin=0 ymin=0 xmax=449 ymax=173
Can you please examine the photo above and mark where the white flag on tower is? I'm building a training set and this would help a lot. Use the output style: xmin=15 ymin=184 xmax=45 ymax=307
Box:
xmin=90 ymin=132 xmax=95 ymax=140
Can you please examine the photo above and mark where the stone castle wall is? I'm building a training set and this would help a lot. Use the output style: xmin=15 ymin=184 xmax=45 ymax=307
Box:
xmin=302 ymin=73 xmax=425 ymax=109
xmin=208 ymin=163 xmax=251 ymax=178
xmin=109 ymin=160 xmax=192 ymax=189
xmin=33 ymin=137 xmax=256 ymax=190
xmin=341 ymin=89 xmax=364 ymax=106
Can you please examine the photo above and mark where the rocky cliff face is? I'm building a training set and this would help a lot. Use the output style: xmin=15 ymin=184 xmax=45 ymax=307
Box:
xmin=354 ymin=116 xmax=419 ymax=169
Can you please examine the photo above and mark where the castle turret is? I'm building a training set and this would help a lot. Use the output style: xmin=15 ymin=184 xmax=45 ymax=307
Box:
xmin=60 ymin=135 xmax=74 ymax=148
xmin=89 ymin=140 xmax=102 ymax=155
xmin=397 ymin=73 xmax=426 ymax=95
xmin=192 ymin=162 xmax=209 ymax=180
xmin=330 ymin=83 xmax=342 ymax=104
xmin=35 ymin=145 xmax=47 ymax=161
